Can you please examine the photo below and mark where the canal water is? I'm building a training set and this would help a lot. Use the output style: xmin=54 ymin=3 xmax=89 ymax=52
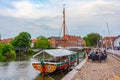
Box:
xmin=0 ymin=50 xmax=85 ymax=80
xmin=0 ymin=58 xmax=68 ymax=80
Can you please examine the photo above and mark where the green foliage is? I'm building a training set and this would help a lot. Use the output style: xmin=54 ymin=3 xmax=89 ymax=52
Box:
xmin=37 ymin=36 xmax=45 ymax=40
xmin=87 ymin=33 xmax=101 ymax=46
xmin=0 ymin=43 xmax=9 ymax=56
xmin=0 ymin=43 xmax=16 ymax=61
xmin=28 ymin=48 xmax=36 ymax=55
xmin=11 ymin=32 xmax=31 ymax=49
xmin=83 ymin=36 xmax=90 ymax=47
xmin=10 ymin=50 xmax=16 ymax=59
xmin=34 ymin=36 xmax=50 ymax=49
xmin=0 ymin=53 xmax=6 ymax=61
xmin=83 ymin=33 xmax=101 ymax=47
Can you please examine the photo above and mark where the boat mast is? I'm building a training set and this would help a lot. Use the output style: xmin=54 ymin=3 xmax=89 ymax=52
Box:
xmin=63 ymin=4 xmax=66 ymax=48
xmin=106 ymin=22 xmax=114 ymax=55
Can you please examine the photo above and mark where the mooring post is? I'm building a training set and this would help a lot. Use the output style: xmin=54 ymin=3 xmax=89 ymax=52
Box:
xmin=77 ymin=53 xmax=79 ymax=65
xmin=68 ymin=56 xmax=70 ymax=71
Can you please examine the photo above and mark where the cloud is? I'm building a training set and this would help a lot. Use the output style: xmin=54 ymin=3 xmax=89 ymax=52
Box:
xmin=0 ymin=0 xmax=120 ymax=22
xmin=0 ymin=0 xmax=59 ymax=19
xmin=0 ymin=0 xmax=120 ymax=39
xmin=0 ymin=0 xmax=119 ymax=19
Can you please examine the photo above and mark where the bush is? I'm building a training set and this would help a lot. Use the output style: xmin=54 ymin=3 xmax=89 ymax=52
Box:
xmin=10 ymin=50 xmax=16 ymax=59
xmin=0 ymin=53 xmax=6 ymax=61
xmin=0 ymin=43 xmax=16 ymax=61
xmin=28 ymin=48 xmax=35 ymax=55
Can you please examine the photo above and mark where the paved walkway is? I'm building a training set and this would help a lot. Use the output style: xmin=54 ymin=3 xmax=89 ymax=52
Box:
xmin=72 ymin=54 xmax=120 ymax=80
xmin=107 ymin=49 xmax=120 ymax=56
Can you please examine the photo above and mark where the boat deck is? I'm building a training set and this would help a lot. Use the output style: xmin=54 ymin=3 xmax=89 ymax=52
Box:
xmin=72 ymin=54 xmax=120 ymax=80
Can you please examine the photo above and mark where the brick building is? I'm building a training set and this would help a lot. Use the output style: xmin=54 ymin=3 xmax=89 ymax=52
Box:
xmin=49 ymin=35 xmax=86 ymax=48
xmin=101 ymin=36 xmax=116 ymax=49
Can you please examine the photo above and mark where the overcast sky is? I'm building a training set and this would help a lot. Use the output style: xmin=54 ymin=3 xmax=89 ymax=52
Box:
xmin=0 ymin=0 xmax=120 ymax=39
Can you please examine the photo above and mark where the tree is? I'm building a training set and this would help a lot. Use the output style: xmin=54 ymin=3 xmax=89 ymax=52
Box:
xmin=37 ymin=36 xmax=45 ymax=40
xmin=34 ymin=36 xmax=50 ymax=49
xmin=11 ymin=32 xmax=31 ymax=50
xmin=87 ymin=33 xmax=101 ymax=46
xmin=0 ymin=43 xmax=16 ymax=61
xmin=83 ymin=36 xmax=91 ymax=47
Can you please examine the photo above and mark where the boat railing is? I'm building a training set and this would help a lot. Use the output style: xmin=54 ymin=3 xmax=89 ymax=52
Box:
xmin=78 ymin=52 xmax=86 ymax=59
xmin=44 ymin=59 xmax=62 ymax=63
xmin=44 ymin=61 xmax=63 ymax=65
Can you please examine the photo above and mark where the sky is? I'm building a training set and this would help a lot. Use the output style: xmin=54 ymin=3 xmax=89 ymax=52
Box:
xmin=0 ymin=0 xmax=120 ymax=39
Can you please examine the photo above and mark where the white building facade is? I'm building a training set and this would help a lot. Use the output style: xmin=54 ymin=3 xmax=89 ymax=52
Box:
xmin=113 ymin=36 xmax=120 ymax=50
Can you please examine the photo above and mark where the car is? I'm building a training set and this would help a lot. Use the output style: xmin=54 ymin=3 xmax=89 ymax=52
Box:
xmin=114 ymin=46 xmax=120 ymax=50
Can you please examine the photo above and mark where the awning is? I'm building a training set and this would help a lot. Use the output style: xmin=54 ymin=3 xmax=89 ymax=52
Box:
xmin=33 ymin=49 xmax=76 ymax=58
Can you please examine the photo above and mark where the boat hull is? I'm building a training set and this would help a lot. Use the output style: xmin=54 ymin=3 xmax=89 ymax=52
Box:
xmin=57 ymin=61 xmax=76 ymax=69
xmin=32 ymin=60 xmax=76 ymax=74
xmin=32 ymin=63 xmax=57 ymax=73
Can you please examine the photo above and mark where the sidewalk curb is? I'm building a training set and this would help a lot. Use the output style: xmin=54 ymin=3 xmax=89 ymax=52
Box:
xmin=61 ymin=57 xmax=87 ymax=80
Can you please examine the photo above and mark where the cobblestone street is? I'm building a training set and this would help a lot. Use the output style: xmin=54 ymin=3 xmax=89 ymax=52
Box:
xmin=72 ymin=54 xmax=120 ymax=80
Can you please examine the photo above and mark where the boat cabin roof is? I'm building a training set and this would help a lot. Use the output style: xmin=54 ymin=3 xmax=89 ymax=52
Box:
xmin=33 ymin=49 xmax=76 ymax=58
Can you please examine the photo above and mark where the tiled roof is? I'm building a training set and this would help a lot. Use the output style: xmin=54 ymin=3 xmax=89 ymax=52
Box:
xmin=0 ymin=38 xmax=13 ymax=43
xmin=102 ymin=36 xmax=117 ymax=41
xmin=64 ymin=34 xmax=81 ymax=39
xmin=32 ymin=39 xmax=38 ymax=43
xmin=49 ymin=36 xmax=61 ymax=40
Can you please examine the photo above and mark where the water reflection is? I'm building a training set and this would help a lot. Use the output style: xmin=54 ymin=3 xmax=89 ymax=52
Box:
xmin=34 ymin=69 xmax=69 ymax=80
xmin=0 ymin=59 xmax=67 ymax=80
xmin=35 ymin=74 xmax=54 ymax=80
xmin=0 ymin=60 xmax=39 ymax=80
xmin=0 ymin=62 xmax=9 ymax=66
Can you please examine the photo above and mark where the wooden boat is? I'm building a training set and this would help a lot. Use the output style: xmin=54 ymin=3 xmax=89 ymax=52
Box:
xmin=32 ymin=5 xmax=80 ymax=74
xmin=32 ymin=49 xmax=77 ymax=74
